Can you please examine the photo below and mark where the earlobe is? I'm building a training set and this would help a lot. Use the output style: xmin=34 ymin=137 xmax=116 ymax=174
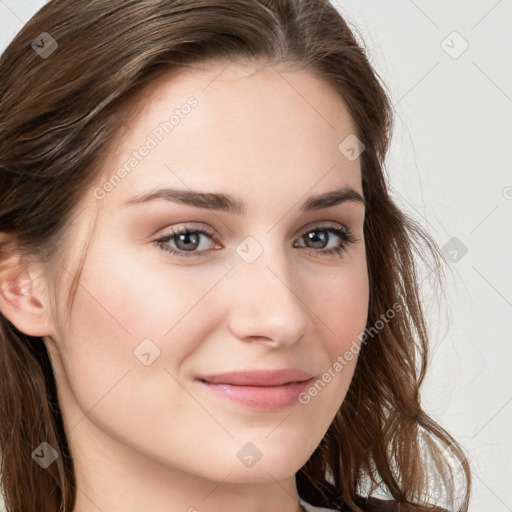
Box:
xmin=0 ymin=254 xmax=53 ymax=337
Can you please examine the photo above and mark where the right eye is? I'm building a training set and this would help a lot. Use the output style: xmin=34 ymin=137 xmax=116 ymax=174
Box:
xmin=154 ymin=225 xmax=221 ymax=258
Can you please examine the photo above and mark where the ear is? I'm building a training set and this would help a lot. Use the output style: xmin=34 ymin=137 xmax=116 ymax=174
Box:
xmin=0 ymin=251 xmax=54 ymax=338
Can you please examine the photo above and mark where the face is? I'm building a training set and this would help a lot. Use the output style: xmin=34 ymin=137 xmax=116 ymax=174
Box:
xmin=43 ymin=60 xmax=369 ymax=486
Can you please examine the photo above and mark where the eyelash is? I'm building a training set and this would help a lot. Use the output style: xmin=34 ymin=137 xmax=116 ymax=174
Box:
xmin=154 ymin=223 xmax=358 ymax=259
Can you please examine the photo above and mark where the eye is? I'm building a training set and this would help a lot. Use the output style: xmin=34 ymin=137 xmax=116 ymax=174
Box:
xmin=293 ymin=223 xmax=357 ymax=258
xmin=154 ymin=222 xmax=357 ymax=259
xmin=154 ymin=225 xmax=220 ymax=258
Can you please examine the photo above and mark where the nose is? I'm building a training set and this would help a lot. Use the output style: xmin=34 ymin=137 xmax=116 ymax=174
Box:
xmin=226 ymin=245 xmax=313 ymax=347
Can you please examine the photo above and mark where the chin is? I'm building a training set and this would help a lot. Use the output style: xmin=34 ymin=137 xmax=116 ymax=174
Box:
xmin=226 ymin=446 xmax=309 ymax=484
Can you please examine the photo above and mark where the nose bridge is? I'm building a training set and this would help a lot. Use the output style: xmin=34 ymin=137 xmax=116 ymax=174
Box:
xmin=226 ymin=234 xmax=312 ymax=345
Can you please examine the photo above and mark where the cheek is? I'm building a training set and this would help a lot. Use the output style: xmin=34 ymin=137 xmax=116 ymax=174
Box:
xmin=64 ymin=241 xmax=227 ymax=344
xmin=297 ymin=254 xmax=369 ymax=418
xmin=51 ymin=248 xmax=222 ymax=464
xmin=53 ymin=245 xmax=229 ymax=407
xmin=309 ymin=253 xmax=369 ymax=358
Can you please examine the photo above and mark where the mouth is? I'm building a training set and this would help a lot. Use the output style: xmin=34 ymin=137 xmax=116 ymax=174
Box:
xmin=195 ymin=369 xmax=314 ymax=411
xmin=197 ymin=368 xmax=313 ymax=386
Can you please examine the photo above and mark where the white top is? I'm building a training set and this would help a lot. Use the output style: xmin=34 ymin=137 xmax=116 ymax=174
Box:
xmin=299 ymin=496 xmax=340 ymax=512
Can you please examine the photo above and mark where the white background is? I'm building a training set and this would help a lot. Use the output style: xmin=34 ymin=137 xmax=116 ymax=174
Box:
xmin=1 ymin=1 xmax=511 ymax=511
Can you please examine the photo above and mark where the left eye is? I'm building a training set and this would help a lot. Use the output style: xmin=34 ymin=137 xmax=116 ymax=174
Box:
xmin=154 ymin=223 xmax=357 ymax=259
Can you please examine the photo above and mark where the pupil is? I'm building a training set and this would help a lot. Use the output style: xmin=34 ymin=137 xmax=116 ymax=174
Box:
xmin=176 ymin=232 xmax=199 ymax=251
xmin=307 ymin=230 xmax=327 ymax=248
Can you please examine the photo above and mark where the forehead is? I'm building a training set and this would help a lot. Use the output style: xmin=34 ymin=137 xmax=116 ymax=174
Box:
xmin=94 ymin=60 xmax=362 ymax=208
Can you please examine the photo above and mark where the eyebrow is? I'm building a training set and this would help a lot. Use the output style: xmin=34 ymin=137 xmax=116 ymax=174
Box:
xmin=123 ymin=185 xmax=365 ymax=213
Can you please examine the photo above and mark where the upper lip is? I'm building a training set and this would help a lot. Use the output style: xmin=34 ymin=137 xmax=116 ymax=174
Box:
xmin=197 ymin=369 xmax=313 ymax=387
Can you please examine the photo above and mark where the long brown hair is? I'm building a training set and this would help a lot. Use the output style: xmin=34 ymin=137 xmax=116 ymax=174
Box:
xmin=0 ymin=1 xmax=470 ymax=511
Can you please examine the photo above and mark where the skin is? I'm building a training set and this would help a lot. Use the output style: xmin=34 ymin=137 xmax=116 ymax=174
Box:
xmin=0 ymin=60 xmax=369 ymax=512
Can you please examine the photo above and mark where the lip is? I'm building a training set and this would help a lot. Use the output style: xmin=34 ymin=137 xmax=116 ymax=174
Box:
xmin=196 ymin=369 xmax=314 ymax=411
xmin=197 ymin=368 xmax=313 ymax=386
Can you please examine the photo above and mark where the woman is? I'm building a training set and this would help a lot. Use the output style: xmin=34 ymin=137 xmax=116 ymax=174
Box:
xmin=0 ymin=1 xmax=471 ymax=511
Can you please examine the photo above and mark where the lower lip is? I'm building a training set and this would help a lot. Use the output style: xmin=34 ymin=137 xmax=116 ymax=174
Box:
xmin=197 ymin=378 xmax=313 ymax=411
